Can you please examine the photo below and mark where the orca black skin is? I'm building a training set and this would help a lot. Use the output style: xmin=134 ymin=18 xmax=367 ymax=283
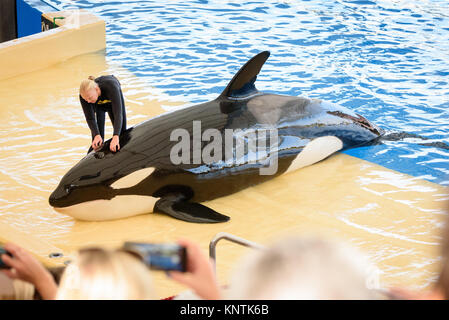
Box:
xmin=49 ymin=51 xmax=383 ymax=223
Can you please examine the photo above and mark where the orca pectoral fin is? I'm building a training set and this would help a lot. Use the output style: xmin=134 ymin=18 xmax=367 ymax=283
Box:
xmin=153 ymin=197 xmax=230 ymax=223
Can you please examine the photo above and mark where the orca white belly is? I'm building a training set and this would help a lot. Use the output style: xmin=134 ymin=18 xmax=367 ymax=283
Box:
xmin=53 ymin=195 xmax=159 ymax=221
xmin=285 ymin=136 xmax=343 ymax=174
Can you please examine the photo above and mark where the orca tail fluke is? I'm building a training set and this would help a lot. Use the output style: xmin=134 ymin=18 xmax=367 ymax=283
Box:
xmin=379 ymin=131 xmax=449 ymax=150
xmin=220 ymin=51 xmax=270 ymax=99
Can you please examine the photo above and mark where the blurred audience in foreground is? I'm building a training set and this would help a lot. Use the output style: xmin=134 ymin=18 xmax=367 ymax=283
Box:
xmin=225 ymin=237 xmax=377 ymax=299
xmin=56 ymin=248 xmax=155 ymax=300
xmin=0 ymin=243 xmax=57 ymax=299
xmin=388 ymin=203 xmax=449 ymax=300
xmin=2 ymin=206 xmax=449 ymax=300
xmin=168 ymin=237 xmax=378 ymax=300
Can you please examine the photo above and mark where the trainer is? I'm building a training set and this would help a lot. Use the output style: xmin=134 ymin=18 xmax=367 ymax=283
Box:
xmin=79 ymin=75 xmax=127 ymax=153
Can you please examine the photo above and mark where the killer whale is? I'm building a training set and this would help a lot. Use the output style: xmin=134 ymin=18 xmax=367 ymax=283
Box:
xmin=49 ymin=51 xmax=383 ymax=223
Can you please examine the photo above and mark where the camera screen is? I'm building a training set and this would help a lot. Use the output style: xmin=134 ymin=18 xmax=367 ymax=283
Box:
xmin=123 ymin=242 xmax=186 ymax=272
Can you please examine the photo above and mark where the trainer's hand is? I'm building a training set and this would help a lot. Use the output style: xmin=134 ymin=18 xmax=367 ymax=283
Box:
xmin=1 ymin=243 xmax=57 ymax=300
xmin=167 ymin=239 xmax=221 ymax=300
xmin=92 ymin=135 xmax=103 ymax=151
xmin=110 ymin=135 xmax=120 ymax=152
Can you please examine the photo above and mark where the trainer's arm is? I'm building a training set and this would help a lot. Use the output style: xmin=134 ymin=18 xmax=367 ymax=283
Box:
xmin=80 ymin=95 xmax=101 ymax=139
xmin=107 ymin=80 xmax=124 ymax=136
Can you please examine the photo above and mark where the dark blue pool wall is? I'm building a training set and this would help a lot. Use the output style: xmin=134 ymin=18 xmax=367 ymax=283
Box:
xmin=16 ymin=0 xmax=58 ymax=38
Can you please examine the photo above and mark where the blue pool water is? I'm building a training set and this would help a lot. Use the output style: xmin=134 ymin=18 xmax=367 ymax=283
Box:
xmin=48 ymin=0 xmax=449 ymax=185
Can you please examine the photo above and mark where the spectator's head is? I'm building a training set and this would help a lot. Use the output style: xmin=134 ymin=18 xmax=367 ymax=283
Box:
xmin=436 ymin=203 xmax=449 ymax=299
xmin=56 ymin=248 xmax=155 ymax=300
xmin=226 ymin=236 xmax=377 ymax=300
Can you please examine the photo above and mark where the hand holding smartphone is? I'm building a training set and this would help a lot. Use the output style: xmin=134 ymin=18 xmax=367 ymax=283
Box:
xmin=122 ymin=242 xmax=187 ymax=272
xmin=0 ymin=246 xmax=12 ymax=269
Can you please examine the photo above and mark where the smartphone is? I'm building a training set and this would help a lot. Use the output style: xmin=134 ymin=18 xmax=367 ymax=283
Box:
xmin=123 ymin=242 xmax=187 ymax=272
xmin=0 ymin=246 xmax=12 ymax=269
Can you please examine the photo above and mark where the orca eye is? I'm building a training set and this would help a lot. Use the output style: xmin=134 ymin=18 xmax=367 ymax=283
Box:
xmin=65 ymin=185 xmax=73 ymax=194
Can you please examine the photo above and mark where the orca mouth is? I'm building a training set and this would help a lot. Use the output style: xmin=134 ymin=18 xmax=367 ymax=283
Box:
xmin=49 ymin=196 xmax=62 ymax=208
xmin=49 ymin=185 xmax=70 ymax=207
xmin=50 ymin=182 xmax=118 ymax=209
xmin=49 ymin=191 xmax=67 ymax=208
xmin=49 ymin=183 xmax=81 ymax=208
xmin=327 ymin=111 xmax=383 ymax=136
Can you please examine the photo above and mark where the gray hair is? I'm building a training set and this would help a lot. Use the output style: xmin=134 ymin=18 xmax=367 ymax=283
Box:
xmin=226 ymin=236 xmax=378 ymax=300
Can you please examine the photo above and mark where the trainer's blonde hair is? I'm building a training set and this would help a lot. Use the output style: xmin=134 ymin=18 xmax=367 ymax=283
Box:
xmin=79 ymin=76 xmax=98 ymax=96
xmin=56 ymin=248 xmax=155 ymax=300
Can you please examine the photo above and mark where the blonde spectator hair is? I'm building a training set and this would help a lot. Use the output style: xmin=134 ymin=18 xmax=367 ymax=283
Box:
xmin=225 ymin=236 xmax=377 ymax=300
xmin=79 ymin=76 xmax=98 ymax=96
xmin=56 ymin=248 xmax=155 ymax=300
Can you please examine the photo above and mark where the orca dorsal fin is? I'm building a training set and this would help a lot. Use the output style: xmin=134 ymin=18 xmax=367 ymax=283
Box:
xmin=220 ymin=51 xmax=270 ymax=98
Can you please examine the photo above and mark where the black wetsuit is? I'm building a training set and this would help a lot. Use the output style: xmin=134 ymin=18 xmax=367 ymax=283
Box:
xmin=79 ymin=75 xmax=127 ymax=153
